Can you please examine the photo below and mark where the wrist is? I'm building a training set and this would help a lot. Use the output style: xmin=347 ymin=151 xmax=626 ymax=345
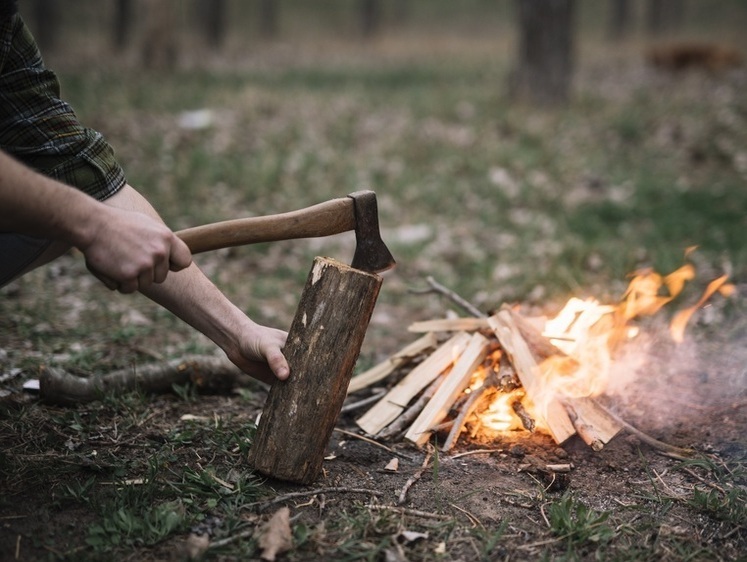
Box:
xmin=55 ymin=188 xmax=105 ymax=250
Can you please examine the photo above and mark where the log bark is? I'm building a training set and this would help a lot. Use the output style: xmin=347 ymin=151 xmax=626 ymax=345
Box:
xmin=248 ymin=257 xmax=382 ymax=484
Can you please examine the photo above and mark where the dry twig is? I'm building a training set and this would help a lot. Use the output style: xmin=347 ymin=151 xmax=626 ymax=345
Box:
xmin=595 ymin=402 xmax=696 ymax=458
xmin=245 ymin=487 xmax=384 ymax=512
xmin=411 ymin=276 xmax=485 ymax=318
xmin=366 ymin=504 xmax=452 ymax=520
xmin=397 ymin=449 xmax=433 ymax=505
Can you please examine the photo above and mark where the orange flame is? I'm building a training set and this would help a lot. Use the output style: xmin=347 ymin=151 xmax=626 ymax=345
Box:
xmin=474 ymin=254 xmax=733 ymax=436
xmin=670 ymin=275 xmax=735 ymax=342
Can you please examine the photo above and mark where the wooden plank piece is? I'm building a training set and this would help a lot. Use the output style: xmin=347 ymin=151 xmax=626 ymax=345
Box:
xmin=404 ymin=332 xmax=490 ymax=446
xmin=563 ymin=396 xmax=623 ymax=450
xmin=356 ymin=332 xmax=472 ymax=436
xmin=347 ymin=333 xmax=438 ymax=394
xmin=408 ymin=318 xmax=489 ymax=333
xmin=488 ymin=309 xmax=576 ymax=444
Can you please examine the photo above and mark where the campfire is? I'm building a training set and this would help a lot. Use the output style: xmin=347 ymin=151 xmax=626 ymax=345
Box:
xmin=349 ymin=259 xmax=734 ymax=453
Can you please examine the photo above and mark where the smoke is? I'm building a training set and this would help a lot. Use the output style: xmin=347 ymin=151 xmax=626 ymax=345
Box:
xmin=603 ymin=311 xmax=747 ymax=433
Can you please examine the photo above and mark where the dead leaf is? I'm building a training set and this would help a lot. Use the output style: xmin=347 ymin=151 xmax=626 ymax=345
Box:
xmin=384 ymin=545 xmax=408 ymax=562
xmin=184 ymin=533 xmax=209 ymax=560
xmin=384 ymin=458 xmax=399 ymax=472
xmin=396 ymin=530 xmax=428 ymax=544
xmin=258 ymin=506 xmax=293 ymax=561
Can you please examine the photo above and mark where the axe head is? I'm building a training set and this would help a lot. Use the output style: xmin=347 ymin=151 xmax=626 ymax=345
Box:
xmin=348 ymin=191 xmax=396 ymax=274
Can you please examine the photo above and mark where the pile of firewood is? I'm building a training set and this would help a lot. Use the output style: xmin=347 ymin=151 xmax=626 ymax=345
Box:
xmin=347 ymin=304 xmax=626 ymax=453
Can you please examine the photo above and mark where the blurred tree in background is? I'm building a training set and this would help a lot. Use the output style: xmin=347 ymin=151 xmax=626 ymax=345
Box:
xmin=30 ymin=0 xmax=59 ymax=51
xmin=509 ymin=0 xmax=576 ymax=106
xmin=608 ymin=0 xmax=632 ymax=41
xmin=112 ymin=0 xmax=134 ymax=52
xmin=647 ymin=0 xmax=685 ymax=35
xmin=18 ymin=0 xmax=747 ymax=84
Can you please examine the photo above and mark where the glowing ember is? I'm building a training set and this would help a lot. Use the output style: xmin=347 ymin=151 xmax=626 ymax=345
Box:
xmin=479 ymin=392 xmax=521 ymax=433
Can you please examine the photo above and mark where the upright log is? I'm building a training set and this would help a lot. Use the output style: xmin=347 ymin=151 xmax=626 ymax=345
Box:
xmin=248 ymin=257 xmax=382 ymax=484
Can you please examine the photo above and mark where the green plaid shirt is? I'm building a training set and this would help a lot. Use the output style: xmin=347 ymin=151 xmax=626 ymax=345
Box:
xmin=0 ymin=13 xmax=125 ymax=200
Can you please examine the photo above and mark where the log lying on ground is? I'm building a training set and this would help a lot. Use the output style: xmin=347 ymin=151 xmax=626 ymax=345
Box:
xmin=356 ymin=332 xmax=472 ymax=436
xmin=38 ymin=356 xmax=250 ymax=405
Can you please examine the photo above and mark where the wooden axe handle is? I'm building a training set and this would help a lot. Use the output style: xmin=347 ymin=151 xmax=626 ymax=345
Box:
xmin=176 ymin=197 xmax=355 ymax=254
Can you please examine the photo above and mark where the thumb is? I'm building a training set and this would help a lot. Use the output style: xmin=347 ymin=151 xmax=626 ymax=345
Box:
xmin=169 ymin=236 xmax=192 ymax=271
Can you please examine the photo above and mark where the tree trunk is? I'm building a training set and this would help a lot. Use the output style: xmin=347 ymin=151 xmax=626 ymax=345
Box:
xmin=32 ymin=0 xmax=59 ymax=52
xmin=608 ymin=0 xmax=632 ymax=41
xmin=647 ymin=0 xmax=685 ymax=35
xmin=248 ymin=257 xmax=382 ymax=484
xmin=112 ymin=0 xmax=133 ymax=52
xmin=509 ymin=0 xmax=576 ymax=107
xmin=201 ymin=0 xmax=227 ymax=50
xmin=259 ymin=0 xmax=278 ymax=38
xmin=360 ymin=0 xmax=381 ymax=38
xmin=141 ymin=0 xmax=179 ymax=70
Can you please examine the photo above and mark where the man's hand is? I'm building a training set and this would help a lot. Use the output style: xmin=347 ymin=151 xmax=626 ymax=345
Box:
xmin=81 ymin=205 xmax=192 ymax=293
xmin=224 ymin=324 xmax=290 ymax=384
xmin=0 ymin=150 xmax=191 ymax=292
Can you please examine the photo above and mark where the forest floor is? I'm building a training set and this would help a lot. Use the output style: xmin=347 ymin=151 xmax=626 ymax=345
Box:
xmin=2 ymin=24 xmax=747 ymax=562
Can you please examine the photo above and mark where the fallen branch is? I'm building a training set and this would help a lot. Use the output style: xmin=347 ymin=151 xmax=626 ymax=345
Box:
xmin=38 ymin=356 xmax=252 ymax=405
xmin=332 ymin=427 xmax=410 ymax=459
xmin=450 ymin=448 xmax=503 ymax=459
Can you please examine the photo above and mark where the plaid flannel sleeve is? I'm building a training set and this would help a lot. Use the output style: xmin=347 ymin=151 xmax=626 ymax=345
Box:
xmin=0 ymin=13 xmax=125 ymax=201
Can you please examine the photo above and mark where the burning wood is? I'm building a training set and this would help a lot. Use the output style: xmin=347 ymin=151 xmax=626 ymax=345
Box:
xmin=351 ymin=263 xmax=734 ymax=454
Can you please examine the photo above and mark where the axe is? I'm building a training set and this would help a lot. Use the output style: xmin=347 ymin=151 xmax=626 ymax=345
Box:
xmin=177 ymin=190 xmax=394 ymax=484
xmin=177 ymin=190 xmax=395 ymax=274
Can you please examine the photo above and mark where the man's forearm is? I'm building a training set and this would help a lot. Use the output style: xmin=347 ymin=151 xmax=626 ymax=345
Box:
xmin=0 ymin=149 xmax=100 ymax=247
xmin=103 ymin=184 xmax=289 ymax=382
